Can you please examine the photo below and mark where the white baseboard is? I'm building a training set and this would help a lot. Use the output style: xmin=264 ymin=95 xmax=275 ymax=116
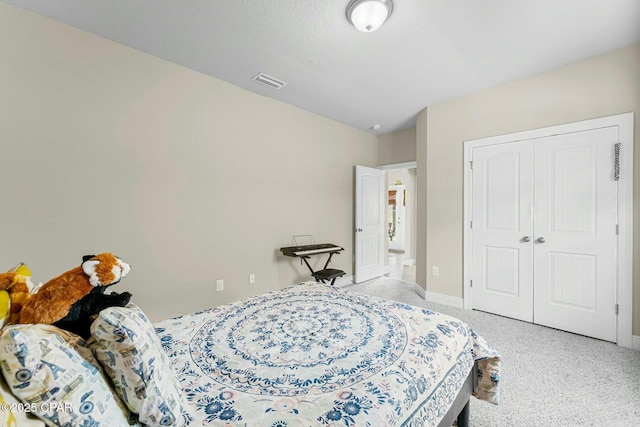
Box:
xmin=424 ymin=291 xmax=464 ymax=309
xmin=337 ymin=278 xmax=464 ymax=310
xmin=633 ymin=335 xmax=640 ymax=352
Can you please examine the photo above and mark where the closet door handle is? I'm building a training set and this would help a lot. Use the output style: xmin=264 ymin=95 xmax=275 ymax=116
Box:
xmin=522 ymin=236 xmax=531 ymax=242
xmin=536 ymin=237 xmax=546 ymax=244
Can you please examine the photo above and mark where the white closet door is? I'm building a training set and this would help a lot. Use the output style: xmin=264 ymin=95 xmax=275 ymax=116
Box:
xmin=471 ymin=141 xmax=534 ymax=321
xmin=533 ymin=127 xmax=618 ymax=342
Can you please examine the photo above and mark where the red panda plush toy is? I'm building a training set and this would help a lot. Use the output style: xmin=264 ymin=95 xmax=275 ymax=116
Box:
xmin=18 ymin=253 xmax=132 ymax=338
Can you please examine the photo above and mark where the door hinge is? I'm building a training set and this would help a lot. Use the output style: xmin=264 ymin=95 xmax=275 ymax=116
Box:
xmin=615 ymin=304 xmax=619 ymax=315
xmin=470 ymin=280 xmax=473 ymax=288
xmin=470 ymin=220 xmax=473 ymax=229
xmin=616 ymin=224 xmax=619 ymax=235
xmin=614 ymin=143 xmax=621 ymax=181
xmin=469 ymin=161 xmax=473 ymax=170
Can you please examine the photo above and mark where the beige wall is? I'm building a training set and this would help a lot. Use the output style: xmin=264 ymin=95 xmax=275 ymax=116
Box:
xmin=378 ymin=127 xmax=416 ymax=165
xmin=416 ymin=111 xmax=428 ymax=292
xmin=416 ymin=44 xmax=640 ymax=334
xmin=0 ymin=4 xmax=377 ymax=321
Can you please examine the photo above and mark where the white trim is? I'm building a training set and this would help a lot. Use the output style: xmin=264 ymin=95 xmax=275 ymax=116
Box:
xmin=425 ymin=291 xmax=464 ymax=309
xmin=463 ymin=112 xmax=634 ymax=349
xmin=463 ymin=145 xmax=474 ymax=310
xmin=633 ymin=336 xmax=640 ymax=352
xmin=378 ymin=160 xmax=418 ymax=276
xmin=378 ymin=161 xmax=417 ymax=171
xmin=403 ymin=258 xmax=416 ymax=266
xmin=615 ymin=114 xmax=634 ymax=349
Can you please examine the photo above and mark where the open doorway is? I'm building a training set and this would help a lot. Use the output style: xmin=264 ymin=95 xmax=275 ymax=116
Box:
xmin=380 ymin=162 xmax=417 ymax=283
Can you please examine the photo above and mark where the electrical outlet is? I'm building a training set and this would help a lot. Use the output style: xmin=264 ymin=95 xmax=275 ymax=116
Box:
xmin=216 ymin=279 xmax=224 ymax=292
xmin=431 ymin=266 xmax=439 ymax=277
xmin=249 ymin=274 xmax=255 ymax=285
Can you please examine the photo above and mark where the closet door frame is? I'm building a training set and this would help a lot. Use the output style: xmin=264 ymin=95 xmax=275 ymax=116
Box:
xmin=463 ymin=113 xmax=634 ymax=349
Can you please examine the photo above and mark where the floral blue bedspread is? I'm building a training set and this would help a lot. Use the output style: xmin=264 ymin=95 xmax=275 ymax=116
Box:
xmin=154 ymin=282 xmax=500 ymax=426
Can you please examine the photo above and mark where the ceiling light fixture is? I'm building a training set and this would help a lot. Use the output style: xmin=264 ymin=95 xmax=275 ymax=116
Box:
xmin=346 ymin=0 xmax=393 ymax=33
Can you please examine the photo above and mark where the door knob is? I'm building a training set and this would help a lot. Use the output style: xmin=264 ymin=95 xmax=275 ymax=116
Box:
xmin=522 ymin=236 xmax=531 ymax=242
xmin=536 ymin=237 xmax=546 ymax=244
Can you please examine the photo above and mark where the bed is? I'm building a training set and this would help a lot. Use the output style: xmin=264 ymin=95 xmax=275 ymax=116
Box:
xmin=0 ymin=280 xmax=499 ymax=426
xmin=154 ymin=281 xmax=501 ymax=426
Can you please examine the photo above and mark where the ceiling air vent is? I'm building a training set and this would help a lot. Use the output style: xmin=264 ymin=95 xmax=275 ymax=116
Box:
xmin=252 ymin=73 xmax=287 ymax=90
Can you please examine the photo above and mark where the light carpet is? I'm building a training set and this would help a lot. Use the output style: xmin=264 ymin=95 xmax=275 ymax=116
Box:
xmin=343 ymin=277 xmax=640 ymax=427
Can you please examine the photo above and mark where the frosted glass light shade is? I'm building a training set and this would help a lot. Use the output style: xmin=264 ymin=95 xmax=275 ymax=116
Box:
xmin=347 ymin=0 xmax=393 ymax=32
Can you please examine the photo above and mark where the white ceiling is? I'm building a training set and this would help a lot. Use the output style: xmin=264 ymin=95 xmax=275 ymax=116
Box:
xmin=5 ymin=0 xmax=640 ymax=135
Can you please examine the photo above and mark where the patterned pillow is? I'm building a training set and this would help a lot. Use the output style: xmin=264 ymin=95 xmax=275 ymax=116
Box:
xmin=89 ymin=304 xmax=184 ymax=427
xmin=0 ymin=374 xmax=45 ymax=427
xmin=0 ymin=324 xmax=134 ymax=426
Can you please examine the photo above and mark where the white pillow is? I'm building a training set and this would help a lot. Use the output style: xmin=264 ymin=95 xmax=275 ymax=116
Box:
xmin=89 ymin=304 xmax=184 ymax=427
xmin=0 ymin=324 xmax=134 ymax=426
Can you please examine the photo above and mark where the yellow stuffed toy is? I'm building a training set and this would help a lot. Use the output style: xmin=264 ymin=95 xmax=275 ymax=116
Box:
xmin=0 ymin=263 xmax=35 ymax=327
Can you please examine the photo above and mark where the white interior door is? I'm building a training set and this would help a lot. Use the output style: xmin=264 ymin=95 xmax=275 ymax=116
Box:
xmin=471 ymin=141 xmax=535 ymax=321
xmin=470 ymin=128 xmax=619 ymax=342
xmin=355 ymin=165 xmax=385 ymax=283
xmin=533 ymin=128 xmax=618 ymax=342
